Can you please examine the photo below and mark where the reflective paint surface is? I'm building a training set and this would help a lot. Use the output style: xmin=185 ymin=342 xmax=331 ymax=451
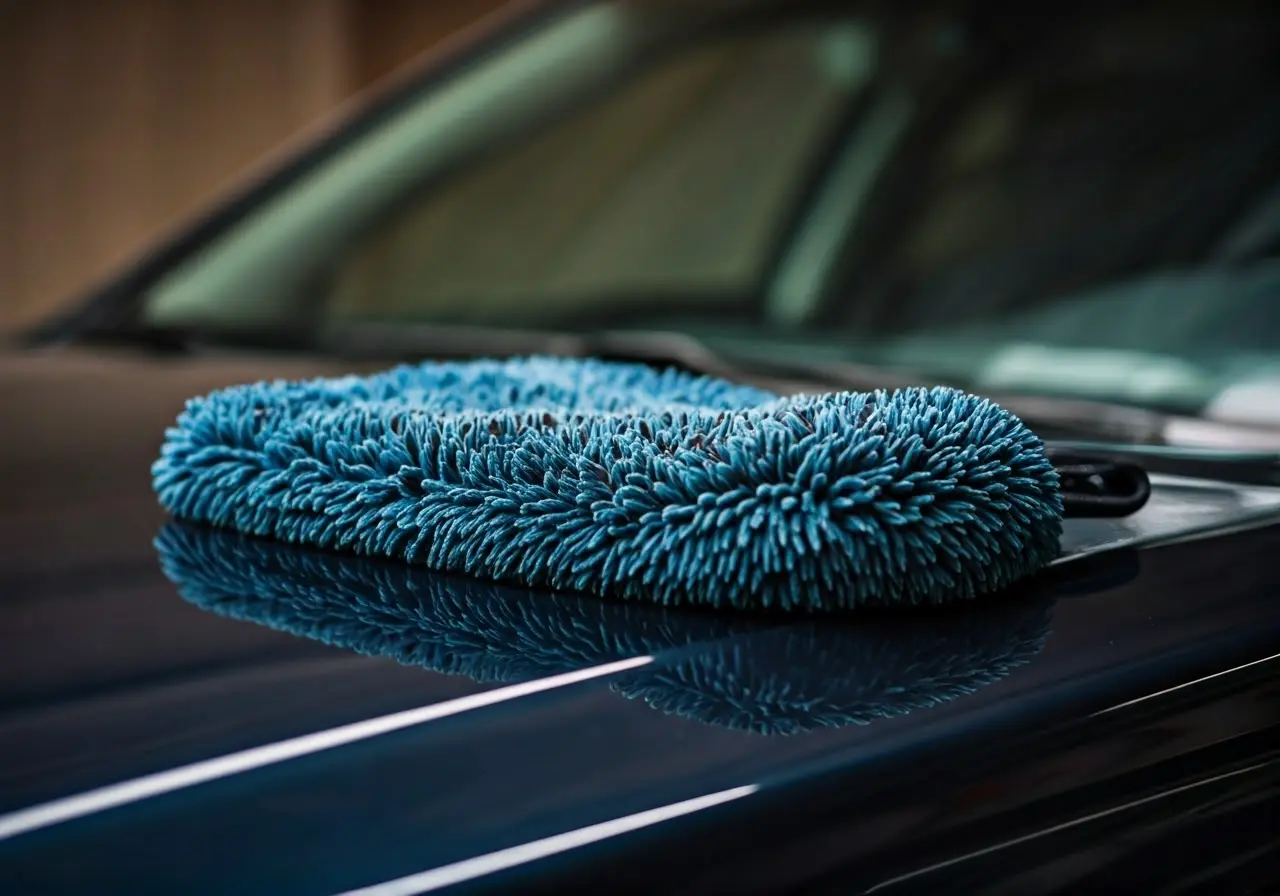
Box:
xmin=0 ymin=350 xmax=1277 ymax=894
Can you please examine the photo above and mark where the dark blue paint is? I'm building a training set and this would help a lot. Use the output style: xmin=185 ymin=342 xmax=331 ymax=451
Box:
xmin=154 ymin=521 xmax=1055 ymax=735
xmin=0 ymin=352 xmax=1278 ymax=894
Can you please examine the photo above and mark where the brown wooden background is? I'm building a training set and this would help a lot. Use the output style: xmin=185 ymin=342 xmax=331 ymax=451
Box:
xmin=0 ymin=0 xmax=506 ymax=332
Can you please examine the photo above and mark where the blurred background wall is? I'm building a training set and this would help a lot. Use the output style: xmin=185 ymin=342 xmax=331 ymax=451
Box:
xmin=0 ymin=0 xmax=506 ymax=332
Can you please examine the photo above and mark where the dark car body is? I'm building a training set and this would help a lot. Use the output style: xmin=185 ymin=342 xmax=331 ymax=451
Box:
xmin=2 ymin=1 xmax=1280 ymax=893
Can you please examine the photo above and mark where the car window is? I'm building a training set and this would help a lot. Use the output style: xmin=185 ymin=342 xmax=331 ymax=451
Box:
xmin=144 ymin=3 xmax=672 ymax=329
xmin=133 ymin=0 xmax=1280 ymax=422
xmin=325 ymin=21 xmax=873 ymax=327
xmin=142 ymin=4 xmax=872 ymax=332
xmin=824 ymin=8 xmax=1280 ymax=336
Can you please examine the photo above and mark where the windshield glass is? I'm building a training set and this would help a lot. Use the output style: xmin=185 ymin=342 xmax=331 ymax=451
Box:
xmin=137 ymin=0 xmax=1280 ymax=424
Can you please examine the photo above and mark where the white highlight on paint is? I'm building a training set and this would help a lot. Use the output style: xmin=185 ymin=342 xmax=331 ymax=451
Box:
xmin=335 ymin=785 xmax=760 ymax=896
xmin=1090 ymin=651 xmax=1280 ymax=716
xmin=863 ymin=762 xmax=1268 ymax=892
xmin=0 ymin=656 xmax=653 ymax=842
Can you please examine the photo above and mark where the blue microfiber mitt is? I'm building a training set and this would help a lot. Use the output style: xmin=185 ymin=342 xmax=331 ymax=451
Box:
xmin=152 ymin=356 xmax=1064 ymax=612
xmin=155 ymin=523 xmax=1053 ymax=735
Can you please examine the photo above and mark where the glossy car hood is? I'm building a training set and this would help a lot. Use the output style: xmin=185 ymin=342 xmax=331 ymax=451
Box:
xmin=1 ymin=348 xmax=1279 ymax=895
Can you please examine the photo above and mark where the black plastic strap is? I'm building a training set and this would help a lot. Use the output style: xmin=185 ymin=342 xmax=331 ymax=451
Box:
xmin=1047 ymin=450 xmax=1152 ymax=518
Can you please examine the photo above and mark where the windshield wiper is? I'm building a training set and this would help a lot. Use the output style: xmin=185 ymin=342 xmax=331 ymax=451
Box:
xmin=327 ymin=320 xmax=1280 ymax=447
xmin=88 ymin=317 xmax=1280 ymax=462
xmin=627 ymin=331 xmax=1280 ymax=453
xmin=585 ymin=329 xmax=1280 ymax=490
xmin=326 ymin=320 xmax=895 ymax=395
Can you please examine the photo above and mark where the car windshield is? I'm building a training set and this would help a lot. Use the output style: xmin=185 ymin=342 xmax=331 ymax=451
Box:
xmin=135 ymin=0 xmax=1280 ymax=424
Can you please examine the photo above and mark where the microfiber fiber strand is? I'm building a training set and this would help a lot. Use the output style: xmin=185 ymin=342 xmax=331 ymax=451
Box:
xmin=156 ymin=523 xmax=1054 ymax=735
xmin=152 ymin=356 xmax=1063 ymax=612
